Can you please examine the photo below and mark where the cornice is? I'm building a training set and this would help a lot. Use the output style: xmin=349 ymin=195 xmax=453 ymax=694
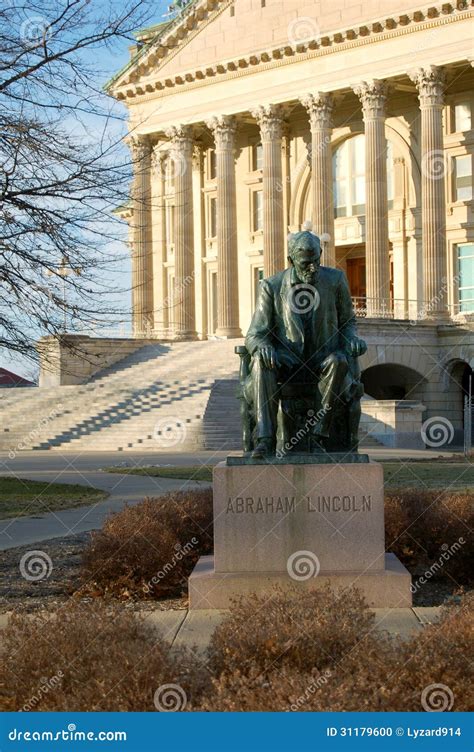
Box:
xmin=112 ymin=2 xmax=473 ymax=103
xmin=111 ymin=0 xmax=232 ymax=96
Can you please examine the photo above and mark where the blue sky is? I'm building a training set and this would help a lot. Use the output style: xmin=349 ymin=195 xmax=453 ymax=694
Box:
xmin=1 ymin=0 xmax=171 ymax=379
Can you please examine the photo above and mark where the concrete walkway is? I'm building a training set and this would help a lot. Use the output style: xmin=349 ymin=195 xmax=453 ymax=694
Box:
xmin=168 ymin=607 xmax=442 ymax=652
xmin=0 ymin=456 xmax=211 ymax=550
xmin=0 ymin=447 xmax=465 ymax=550
xmin=0 ymin=606 xmax=442 ymax=647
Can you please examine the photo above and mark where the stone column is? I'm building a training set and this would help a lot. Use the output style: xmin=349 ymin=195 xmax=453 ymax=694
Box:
xmin=192 ymin=143 xmax=206 ymax=339
xmin=251 ymin=105 xmax=285 ymax=277
xmin=391 ymin=156 xmax=409 ymax=320
xmin=207 ymin=115 xmax=242 ymax=338
xmin=130 ymin=135 xmax=154 ymax=336
xmin=353 ymin=80 xmax=391 ymax=317
xmin=151 ymin=146 xmax=168 ymax=337
xmin=300 ymin=93 xmax=335 ymax=267
xmin=165 ymin=125 xmax=197 ymax=339
xmin=409 ymin=65 xmax=448 ymax=319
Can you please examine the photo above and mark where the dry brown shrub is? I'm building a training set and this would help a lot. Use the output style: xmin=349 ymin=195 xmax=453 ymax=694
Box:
xmin=81 ymin=489 xmax=213 ymax=597
xmin=386 ymin=593 xmax=474 ymax=711
xmin=195 ymin=595 xmax=473 ymax=712
xmin=385 ymin=489 xmax=473 ymax=584
xmin=193 ymin=665 xmax=332 ymax=711
xmin=0 ymin=600 xmax=198 ymax=712
xmin=207 ymin=583 xmax=375 ymax=676
xmin=193 ymin=634 xmax=398 ymax=711
xmin=317 ymin=593 xmax=474 ymax=712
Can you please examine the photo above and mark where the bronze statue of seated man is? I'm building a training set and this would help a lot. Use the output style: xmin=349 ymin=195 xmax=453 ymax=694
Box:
xmin=241 ymin=229 xmax=367 ymax=459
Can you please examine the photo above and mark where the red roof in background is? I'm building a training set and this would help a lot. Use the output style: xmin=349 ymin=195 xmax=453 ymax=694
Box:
xmin=0 ymin=368 xmax=35 ymax=387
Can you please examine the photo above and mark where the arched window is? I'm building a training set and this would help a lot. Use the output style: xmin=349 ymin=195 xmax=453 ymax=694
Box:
xmin=332 ymin=135 xmax=394 ymax=217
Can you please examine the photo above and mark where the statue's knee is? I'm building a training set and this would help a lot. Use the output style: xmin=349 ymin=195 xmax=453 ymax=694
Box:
xmin=252 ymin=354 xmax=278 ymax=379
xmin=323 ymin=351 xmax=348 ymax=373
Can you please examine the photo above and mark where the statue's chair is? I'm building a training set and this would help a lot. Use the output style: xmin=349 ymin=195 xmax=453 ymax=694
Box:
xmin=235 ymin=345 xmax=364 ymax=455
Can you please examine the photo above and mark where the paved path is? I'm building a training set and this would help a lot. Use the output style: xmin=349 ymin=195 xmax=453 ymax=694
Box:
xmin=166 ymin=606 xmax=441 ymax=650
xmin=0 ymin=447 xmax=464 ymax=550
xmin=0 ymin=453 xmax=213 ymax=550
xmin=0 ymin=446 xmax=463 ymax=475
xmin=0 ymin=606 xmax=442 ymax=646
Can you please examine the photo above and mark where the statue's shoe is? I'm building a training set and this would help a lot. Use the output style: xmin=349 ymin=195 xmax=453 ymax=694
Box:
xmin=251 ymin=438 xmax=274 ymax=459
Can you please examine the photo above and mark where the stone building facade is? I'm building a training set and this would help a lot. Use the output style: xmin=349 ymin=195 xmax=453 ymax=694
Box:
xmin=106 ymin=0 xmax=474 ymax=447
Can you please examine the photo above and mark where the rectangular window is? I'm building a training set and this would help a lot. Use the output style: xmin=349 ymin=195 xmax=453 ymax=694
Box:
xmin=209 ymin=149 xmax=217 ymax=180
xmin=454 ymin=102 xmax=471 ymax=133
xmin=252 ymin=190 xmax=263 ymax=231
xmin=209 ymin=196 xmax=217 ymax=238
xmin=165 ymin=158 xmax=174 ymax=193
xmin=252 ymin=143 xmax=263 ymax=171
xmin=458 ymin=244 xmax=474 ymax=312
xmin=454 ymin=155 xmax=473 ymax=201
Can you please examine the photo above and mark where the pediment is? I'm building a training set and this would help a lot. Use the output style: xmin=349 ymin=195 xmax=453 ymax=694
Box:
xmin=108 ymin=0 xmax=473 ymax=100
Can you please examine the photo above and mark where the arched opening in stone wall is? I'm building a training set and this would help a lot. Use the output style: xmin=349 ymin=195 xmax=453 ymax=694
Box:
xmin=361 ymin=363 xmax=425 ymax=400
xmin=359 ymin=363 xmax=426 ymax=448
xmin=448 ymin=360 xmax=474 ymax=442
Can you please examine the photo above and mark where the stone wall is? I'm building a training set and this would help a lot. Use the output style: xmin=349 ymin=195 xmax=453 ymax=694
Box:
xmin=37 ymin=335 xmax=156 ymax=387
xmin=357 ymin=320 xmax=474 ymax=447
xmin=361 ymin=399 xmax=426 ymax=448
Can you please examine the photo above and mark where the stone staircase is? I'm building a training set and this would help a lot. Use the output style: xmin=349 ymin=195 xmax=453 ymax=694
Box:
xmin=202 ymin=379 xmax=242 ymax=450
xmin=0 ymin=340 xmax=243 ymax=453
xmin=358 ymin=431 xmax=384 ymax=449
xmin=0 ymin=339 xmax=382 ymax=453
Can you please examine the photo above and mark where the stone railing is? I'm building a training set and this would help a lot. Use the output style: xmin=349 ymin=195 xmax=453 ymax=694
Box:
xmin=351 ymin=297 xmax=466 ymax=322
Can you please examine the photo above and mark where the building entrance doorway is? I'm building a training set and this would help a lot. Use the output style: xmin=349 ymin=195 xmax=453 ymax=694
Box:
xmin=346 ymin=257 xmax=366 ymax=301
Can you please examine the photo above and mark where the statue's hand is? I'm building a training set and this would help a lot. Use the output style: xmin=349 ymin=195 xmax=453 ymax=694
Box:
xmin=258 ymin=345 xmax=280 ymax=369
xmin=348 ymin=337 xmax=367 ymax=357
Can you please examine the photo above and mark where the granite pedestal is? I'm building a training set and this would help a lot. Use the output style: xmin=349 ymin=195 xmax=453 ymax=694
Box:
xmin=188 ymin=456 xmax=412 ymax=609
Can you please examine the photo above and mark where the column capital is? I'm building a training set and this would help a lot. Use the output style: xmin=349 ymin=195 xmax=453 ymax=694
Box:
xmin=165 ymin=124 xmax=194 ymax=150
xmin=206 ymin=115 xmax=237 ymax=150
xmin=251 ymin=104 xmax=284 ymax=141
xmin=300 ymin=92 xmax=334 ymax=129
xmin=408 ymin=65 xmax=446 ymax=107
xmin=129 ymin=134 xmax=151 ymax=160
xmin=353 ymin=80 xmax=387 ymax=120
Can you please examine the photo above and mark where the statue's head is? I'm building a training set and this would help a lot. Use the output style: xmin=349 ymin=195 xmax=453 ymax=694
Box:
xmin=287 ymin=230 xmax=321 ymax=286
